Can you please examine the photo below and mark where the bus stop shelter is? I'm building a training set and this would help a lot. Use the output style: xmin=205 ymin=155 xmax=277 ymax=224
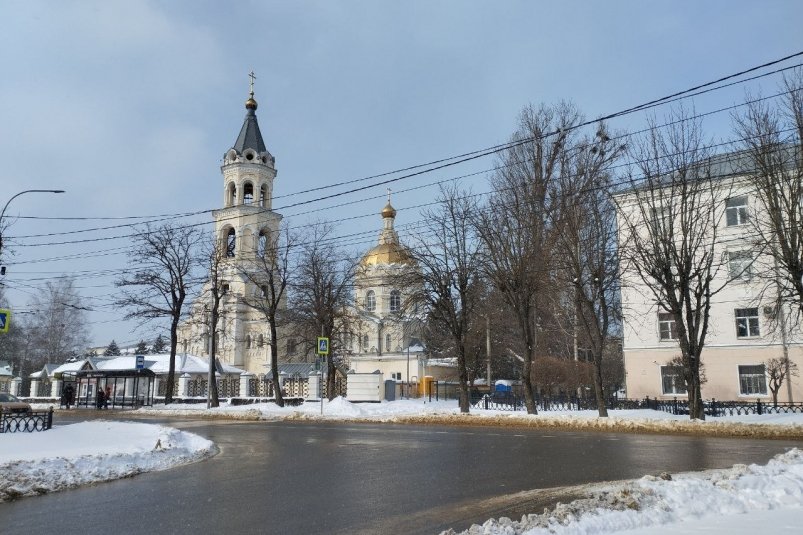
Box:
xmin=68 ymin=369 xmax=155 ymax=409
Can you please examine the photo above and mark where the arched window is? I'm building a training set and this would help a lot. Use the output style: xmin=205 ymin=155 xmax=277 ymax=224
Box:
xmin=245 ymin=335 xmax=252 ymax=349
xmin=362 ymin=335 xmax=369 ymax=349
xmin=385 ymin=334 xmax=391 ymax=352
xmin=257 ymin=334 xmax=264 ymax=348
xmin=226 ymin=228 xmax=236 ymax=257
xmin=287 ymin=338 xmax=297 ymax=355
xmin=258 ymin=230 xmax=269 ymax=257
xmin=243 ymin=182 xmax=254 ymax=204
xmin=260 ymin=184 xmax=268 ymax=207
xmin=227 ymin=183 xmax=236 ymax=207
xmin=365 ymin=290 xmax=376 ymax=312
xmin=390 ymin=290 xmax=401 ymax=312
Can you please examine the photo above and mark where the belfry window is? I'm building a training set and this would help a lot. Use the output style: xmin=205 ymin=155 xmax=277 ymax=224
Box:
xmin=227 ymin=183 xmax=237 ymax=207
xmin=243 ymin=183 xmax=254 ymax=204
xmin=226 ymin=228 xmax=236 ymax=257
xmin=258 ymin=230 xmax=269 ymax=257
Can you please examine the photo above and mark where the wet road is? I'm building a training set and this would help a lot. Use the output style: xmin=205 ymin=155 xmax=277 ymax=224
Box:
xmin=1 ymin=414 xmax=801 ymax=534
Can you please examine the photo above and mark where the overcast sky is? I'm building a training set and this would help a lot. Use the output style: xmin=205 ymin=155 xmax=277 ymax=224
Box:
xmin=1 ymin=0 xmax=801 ymax=349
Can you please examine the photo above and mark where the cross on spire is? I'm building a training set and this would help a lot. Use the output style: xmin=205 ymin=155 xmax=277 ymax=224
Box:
xmin=248 ymin=71 xmax=257 ymax=98
xmin=387 ymin=188 xmax=392 ymax=203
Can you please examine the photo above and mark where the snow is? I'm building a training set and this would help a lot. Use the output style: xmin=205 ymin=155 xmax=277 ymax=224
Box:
xmin=0 ymin=421 xmax=216 ymax=502
xmin=6 ymin=398 xmax=803 ymax=534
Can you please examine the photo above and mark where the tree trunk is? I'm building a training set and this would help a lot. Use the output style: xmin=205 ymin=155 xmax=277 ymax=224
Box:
xmin=593 ymin=353 xmax=608 ymax=417
xmin=457 ymin=345 xmax=470 ymax=413
xmin=165 ymin=316 xmax=179 ymax=404
xmin=522 ymin=321 xmax=537 ymax=414
xmin=326 ymin=356 xmax=336 ymax=401
xmin=269 ymin=320 xmax=284 ymax=407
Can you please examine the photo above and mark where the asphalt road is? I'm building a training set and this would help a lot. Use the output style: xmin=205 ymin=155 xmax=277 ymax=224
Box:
xmin=1 ymin=414 xmax=801 ymax=534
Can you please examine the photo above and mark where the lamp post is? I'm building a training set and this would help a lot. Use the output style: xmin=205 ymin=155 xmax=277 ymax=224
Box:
xmin=0 ymin=189 xmax=66 ymax=255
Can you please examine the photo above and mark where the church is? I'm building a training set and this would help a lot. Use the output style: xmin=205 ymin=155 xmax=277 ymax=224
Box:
xmin=177 ymin=80 xmax=453 ymax=390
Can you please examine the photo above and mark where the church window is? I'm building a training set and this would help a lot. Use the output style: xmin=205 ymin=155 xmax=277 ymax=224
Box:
xmin=257 ymin=334 xmax=264 ymax=348
xmin=385 ymin=334 xmax=391 ymax=352
xmin=246 ymin=335 xmax=252 ymax=349
xmin=366 ymin=290 xmax=376 ymax=312
xmin=362 ymin=335 xmax=369 ymax=349
xmin=258 ymin=230 xmax=269 ymax=257
xmin=287 ymin=338 xmax=297 ymax=355
xmin=260 ymin=185 xmax=268 ymax=207
xmin=390 ymin=290 xmax=401 ymax=312
xmin=226 ymin=228 xmax=236 ymax=257
xmin=243 ymin=183 xmax=254 ymax=204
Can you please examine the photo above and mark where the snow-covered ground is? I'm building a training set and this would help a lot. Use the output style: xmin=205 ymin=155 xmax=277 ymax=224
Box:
xmin=0 ymin=421 xmax=216 ymax=502
xmin=11 ymin=398 xmax=803 ymax=533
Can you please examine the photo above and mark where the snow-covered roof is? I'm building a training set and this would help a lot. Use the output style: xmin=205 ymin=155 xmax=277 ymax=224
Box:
xmin=0 ymin=363 xmax=12 ymax=377
xmin=98 ymin=354 xmax=244 ymax=375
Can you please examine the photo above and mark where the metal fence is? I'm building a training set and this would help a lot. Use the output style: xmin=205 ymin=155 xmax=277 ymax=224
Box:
xmin=1 ymin=408 xmax=53 ymax=433
xmin=645 ymin=397 xmax=803 ymax=417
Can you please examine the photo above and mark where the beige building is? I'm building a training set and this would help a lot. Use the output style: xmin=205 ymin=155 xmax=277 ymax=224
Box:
xmin=618 ymin=154 xmax=802 ymax=402
xmin=178 ymin=87 xmax=282 ymax=374
xmin=344 ymin=199 xmax=439 ymax=384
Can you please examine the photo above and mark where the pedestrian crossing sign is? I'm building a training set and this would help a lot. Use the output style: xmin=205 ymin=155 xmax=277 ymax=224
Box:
xmin=0 ymin=309 xmax=9 ymax=333
xmin=317 ymin=337 xmax=329 ymax=356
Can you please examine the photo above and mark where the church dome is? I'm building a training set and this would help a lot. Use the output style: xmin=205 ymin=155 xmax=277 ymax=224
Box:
xmin=361 ymin=242 xmax=412 ymax=266
xmin=381 ymin=202 xmax=396 ymax=219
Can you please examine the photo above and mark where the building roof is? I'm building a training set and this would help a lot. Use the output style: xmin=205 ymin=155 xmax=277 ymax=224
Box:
xmin=265 ymin=362 xmax=318 ymax=379
xmin=34 ymin=354 xmax=245 ymax=378
xmin=232 ymin=97 xmax=268 ymax=155
xmin=360 ymin=199 xmax=413 ymax=267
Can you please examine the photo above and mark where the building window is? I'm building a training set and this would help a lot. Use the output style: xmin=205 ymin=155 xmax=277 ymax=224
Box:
xmin=390 ymin=290 xmax=401 ymax=312
xmin=658 ymin=312 xmax=678 ymax=341
xmin=365 ymin=290 xmax=376 ymax=312
xmin=257 ymin=334 xmax=264 ymax=348
xmin=739 ymin=365 xmax=767 ymax=395
xmin=245 ymin=335 xmax=252 ymax=349
xmin=260 ymin=184 xmax=268 ymax=207
xmin=287 ymin=338 xmax=297 ymax=355
xmin=226 ymin=228 xmax=236 ymax=257
xmin=385 ymin=334 xmax=391 ymax=352
xmin=362 ymin=335 xmax=369 ymax=349
xmin=257 ymin=231 xmax=269 ymax=257
xmin=243 ymin=182 xmax=254 ymax=204
xmin=728 ymin=250 xmax=753 ymax=280
xmin=735 ymin=308 xmax=760 ymax=338
xmin=661 ymin=366 xmax=686 ymax=395
xmin=726 ymin=196 xmax=748 ymax=226
xmin=391 ymin=372 xmax=402 ymax=381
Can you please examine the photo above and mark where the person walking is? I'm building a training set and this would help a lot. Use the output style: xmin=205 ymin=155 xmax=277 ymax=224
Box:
xmin=63 ymin=384 xmax=75 ymax=410
xmin=105 ymin=385 xmax=112 ymax=409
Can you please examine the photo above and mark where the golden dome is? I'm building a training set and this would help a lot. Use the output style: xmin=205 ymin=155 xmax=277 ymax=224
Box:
xmin=245 ymin=97 xmax=258 ymax=110
xmin=361 ymin=242 xmax=412 ymax=266
xmin=381 ymin=202 xmax=396 ymax=219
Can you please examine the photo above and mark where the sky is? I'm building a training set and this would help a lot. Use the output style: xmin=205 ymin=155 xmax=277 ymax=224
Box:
xmin=0 ymin=0 xmax=802 ymax=349
xmin=2 ymin=402 xmax=803 ymax=533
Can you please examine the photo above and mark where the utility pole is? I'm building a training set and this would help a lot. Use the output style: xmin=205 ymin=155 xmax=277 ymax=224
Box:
xmin=485 ymin=315 xmax=491 ymax=390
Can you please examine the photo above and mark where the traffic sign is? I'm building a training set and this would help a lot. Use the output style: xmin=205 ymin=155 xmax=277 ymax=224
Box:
xmin=0 ymin=309 xmax=10 ymax=333
xmin=135 ymin=355 xmax=145 ymax=369
xmin=316 ymin=337 xmax=330 ymax=356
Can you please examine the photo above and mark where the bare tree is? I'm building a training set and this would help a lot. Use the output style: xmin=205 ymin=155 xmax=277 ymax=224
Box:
xmin=732 ymin=70 xmax=803 ymax=317
xmin=289 ymin=222 xmax=357 ymax=400
xmin=616 ymin=109 xmax=728 ymax=420
xmin=24 ymin=277 xmax=90 ymax=371
xmin=765 ymin=355 xmax=799 ymax=406
xmin=556 ymin=124 xmax=625 ymax=417
xmin=476 ymin=103 xmax=580 ymax=414
xmin=405 ymin=184 xmax=484 ymax=413
xmin=115 ymin=223 xmax=201 ymax=403
xmin=239 ymin=223 xmax=295 ymax=407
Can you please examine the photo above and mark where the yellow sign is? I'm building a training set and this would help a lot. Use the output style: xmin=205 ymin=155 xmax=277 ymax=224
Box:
xmin=316 ymin=337 xmax=329 ymax=356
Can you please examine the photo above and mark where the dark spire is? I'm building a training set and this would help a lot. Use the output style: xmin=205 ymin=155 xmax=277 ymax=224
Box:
xmin=232 ymin=71 xmax=267 ymax=154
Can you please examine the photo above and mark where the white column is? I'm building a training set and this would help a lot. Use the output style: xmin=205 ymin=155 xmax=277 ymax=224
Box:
xmin=152 ymin=376 xmax=161 ymax=400
xmin=51 ymin=379 xmax=62 ymax=398
xmin=240 ymin=372 xmax=253 ymax=398
xmin=178 ymin=373 xmax=191 ymax=397
xmin=30 ymin=379 xmax=40 ymax=397
xmin=11 ymin=377 xmax=22 ymax=396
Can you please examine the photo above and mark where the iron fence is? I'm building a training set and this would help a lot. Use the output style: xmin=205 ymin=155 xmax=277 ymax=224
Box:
xmin=1 ymin=408 xmax=53 ymax=433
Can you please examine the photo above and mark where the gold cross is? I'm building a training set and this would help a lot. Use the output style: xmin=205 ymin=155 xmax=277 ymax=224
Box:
xmin=387 ymin=188 xmax=392 ymax=203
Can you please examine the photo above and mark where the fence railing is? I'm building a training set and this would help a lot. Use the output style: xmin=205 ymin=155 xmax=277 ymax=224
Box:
xmin=1 ymin=408 xmax=53 ymax=433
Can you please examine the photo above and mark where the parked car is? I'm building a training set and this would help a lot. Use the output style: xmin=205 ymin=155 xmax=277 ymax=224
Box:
xmin=0 ymin=393 xmax=32 ymax=414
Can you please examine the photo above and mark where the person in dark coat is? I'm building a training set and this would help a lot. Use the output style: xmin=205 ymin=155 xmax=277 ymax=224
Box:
xmin=96 ymin=388 xmax=105 ymax=410
xmin=63 ymin=384 xmax=75 ymax=410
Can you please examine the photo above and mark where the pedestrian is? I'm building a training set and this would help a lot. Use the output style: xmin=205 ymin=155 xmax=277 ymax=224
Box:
xmin=63 ymin=384 xmax=75 ymax=410
xmin=105 ymin=385 xmax=112 ymax=409
xmin=96 ymin=387 xmax=105 ymax=410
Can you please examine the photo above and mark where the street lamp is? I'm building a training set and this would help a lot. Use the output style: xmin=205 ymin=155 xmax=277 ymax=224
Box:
xmin=0 ymin=189 xmax=66 ymax=254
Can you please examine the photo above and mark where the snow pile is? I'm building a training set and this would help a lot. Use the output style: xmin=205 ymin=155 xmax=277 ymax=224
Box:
xmin=0 ymin=421 xmax=216 ymax=502
xmin=443 ymin=449 xmax=803 ymax=535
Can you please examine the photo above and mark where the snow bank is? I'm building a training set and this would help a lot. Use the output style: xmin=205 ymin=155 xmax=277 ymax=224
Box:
xmin=442 ymin=449 xmax=803 ymax=535
xmin=0 ymin=421 xmax=216 ymax=502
